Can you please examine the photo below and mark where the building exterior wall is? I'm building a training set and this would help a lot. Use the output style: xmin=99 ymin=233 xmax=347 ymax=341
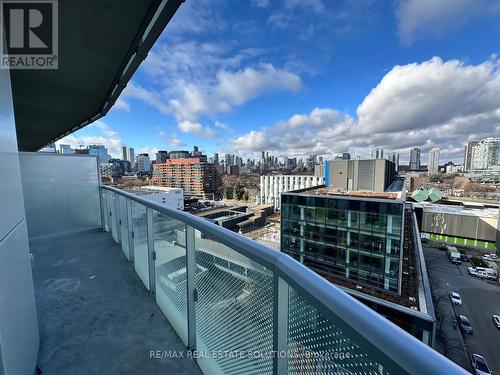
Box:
xmin=259 ymin=174 xmax=324 ymax=210
xmin=0 ymin=66 xmax=39 ymax=375
xmin=421 ymin=210 xmax=497 ymax=243
xmin=327 ymin=159 xmax=395 ymax=192
xmin=152 ymin=158 xmax=218 ymax=198
xmin=281 ymin=193 xmax=404 ymax=293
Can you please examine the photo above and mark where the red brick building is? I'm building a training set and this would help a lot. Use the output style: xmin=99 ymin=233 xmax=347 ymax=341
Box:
xmin=152 ymin=158 xmax=218 ymax=197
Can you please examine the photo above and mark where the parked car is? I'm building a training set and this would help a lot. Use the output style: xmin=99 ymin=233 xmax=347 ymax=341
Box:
xmin=460 ymin=254 xmax=469 ymax=262
xmin=484 ymin=254 xmax=498 ymax=260
xmin=449 ymin=291 xmax=462 ymax=305
xmin=468 ymin=267 xmax=478 ymax=276
xmin=493 ymin=315 xmax=500 ymax=329
xmin=458 ymin=315 xmax=473 ymax=334
xmin=477 ymin=270 xmax=489 ymax=279
xmin=438 ymin=244 xmax=447 ymax=251
xmin=471 ymin=354 xmax=491 ymax=375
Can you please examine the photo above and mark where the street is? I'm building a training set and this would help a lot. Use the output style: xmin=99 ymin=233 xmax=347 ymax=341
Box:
xmin=424 ymin=244 xmax=500 ymax=374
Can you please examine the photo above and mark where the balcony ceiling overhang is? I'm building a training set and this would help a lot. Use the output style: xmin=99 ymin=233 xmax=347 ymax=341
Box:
xmin=11 ymin=0 xmax=183 ymax=151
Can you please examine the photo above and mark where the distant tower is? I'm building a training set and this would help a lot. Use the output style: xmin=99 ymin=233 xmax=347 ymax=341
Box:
xmin=427 ymin=148 xmax=440 ymax=174
xmin=409 ymin=148 xmax=421 ymax=170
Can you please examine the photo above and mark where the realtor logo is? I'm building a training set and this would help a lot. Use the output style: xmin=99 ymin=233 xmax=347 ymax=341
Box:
xmin=0 ymin=0 xmax=58 ymax=69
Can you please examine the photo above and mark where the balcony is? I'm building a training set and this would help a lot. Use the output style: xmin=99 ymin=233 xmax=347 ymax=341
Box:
xmin=4 ymin=149 xmax=466 ymax=374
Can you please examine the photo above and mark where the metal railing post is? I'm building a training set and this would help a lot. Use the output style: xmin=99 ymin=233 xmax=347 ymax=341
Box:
xmin=273 ymin=274 xmax=288 ymax=375
xmin=146 ymin=207 xmax=156 ymax=295
xmin=127 ymin=198 xmax=134 ymax=262
xmin=186 ymin=225 xmax=197 ymax=350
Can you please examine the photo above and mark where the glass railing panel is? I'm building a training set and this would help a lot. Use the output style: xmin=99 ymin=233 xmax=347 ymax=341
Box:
xmin=153 ymin=211 xmax=188 ymax=345
xmin=131 ymin=201 xmax=149 ymax=289
xmin=101 ymin=189 xmax=110 ymax=232
xmin=109 ymin=192 xmax=119 ymax=243
xmin=287 ymin=283 xmax=406 ymax=375
xmin=118 ymin=195 xmax=130 ymax=260
xmin=194 ymin=230 xmax=274 ymax=375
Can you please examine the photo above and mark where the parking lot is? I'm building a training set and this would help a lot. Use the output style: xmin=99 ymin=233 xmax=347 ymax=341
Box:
xmin=424 ymin=244 xmax=500 ymax=374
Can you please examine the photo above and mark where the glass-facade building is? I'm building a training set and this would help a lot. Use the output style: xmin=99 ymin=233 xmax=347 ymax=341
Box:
xmin=281 ymin=192 xmax=404 ymax=293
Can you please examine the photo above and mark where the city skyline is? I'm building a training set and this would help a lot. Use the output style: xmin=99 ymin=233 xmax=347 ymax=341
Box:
xmin=54 ymin=0 xmax=500 ymax=163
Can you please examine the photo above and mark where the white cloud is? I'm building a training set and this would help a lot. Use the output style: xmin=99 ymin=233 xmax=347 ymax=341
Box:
xmin=228 ymin=56 xmax=500 ymax=163
xmin=356 ymin=56 xmax=500 ymax=134
xmin=170 ymin=136 xmax=186 ymax=148
xmin=55 ymin=121 xmax=124 ymax=158
xmin=396 ymin=0 xmax=500 ymax=45
xmin=169 ymin=64 xmax=302 ymax=122
xmin=178 ymin=120 xmax=216 ymax=138
xmin=214 ymin=120 xmax=234 ymax=133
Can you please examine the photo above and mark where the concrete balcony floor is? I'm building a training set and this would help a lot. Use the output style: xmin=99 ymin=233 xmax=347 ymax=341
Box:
xmin=31 ymin=230 xmax=202 ymax=375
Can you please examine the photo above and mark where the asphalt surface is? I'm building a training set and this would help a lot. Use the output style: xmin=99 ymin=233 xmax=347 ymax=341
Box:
xmin=424 ymin=244 xmax=500 ymax=374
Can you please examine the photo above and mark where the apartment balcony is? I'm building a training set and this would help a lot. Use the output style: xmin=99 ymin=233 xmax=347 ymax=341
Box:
xmin=10 ymin=150 xmax=466 ymax=375
xmin=0 ymin=0 xmax=471 ymax=373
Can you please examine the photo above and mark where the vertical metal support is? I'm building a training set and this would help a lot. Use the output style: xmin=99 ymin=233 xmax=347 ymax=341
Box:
xmin=127 ymin=198 xmax=134 ymax=262
xmin=146 ymin=207 xmax=156 ymax=295
xmin=186 ymin=225 xmax=197 ymax=350
xmin=273 ymin=274 xmax=289 ymax=375
xmin=99 ymin=189 xmax=105 ymax=231
xmin=115 ymin=194 xmax=121 ymax=244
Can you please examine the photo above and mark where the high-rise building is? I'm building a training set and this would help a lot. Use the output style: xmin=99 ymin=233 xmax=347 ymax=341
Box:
xmin=213 ymin=153 xmax=219 ymax=165
xmin=88 ymin=144 xmax=109 ymax=164
xmin=463 ymin=140 xmax=479 ymax=171
xmin=156 ymin=151 xmax=169 ymax=164
xmin=427 ymin=148 xmax=440 ymax=174
xmin=152 ymin=158 xmax=218 ymax=197
xmin=409 ymin=148 xmax=421 ymax=170
xmin=371 ymin=147 xmax=384 ymax=159
xmin=386 ymin=152 xmax=399 ymax=172
xmin=123 ymin=147 xmax=135 ymax=164
xmin=471 ymin=137 xmax=500 ymax=170
xmin=342 ymin=152 xmax=351 ymax=160
xmin=136 ymin=153 xmax=151 ymax=173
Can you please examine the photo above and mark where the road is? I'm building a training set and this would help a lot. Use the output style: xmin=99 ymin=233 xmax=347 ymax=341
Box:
xmin=424 ymin=244 xmax=500 ymax=374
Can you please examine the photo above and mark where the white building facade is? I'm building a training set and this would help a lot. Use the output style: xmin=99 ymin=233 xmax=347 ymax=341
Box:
xmin=259 ymin=174 xmax=324 ymax=210
xmin=471 ymin=137 xmax=500 ymax=170
xmin=126 ymin=186 xmax=184 ymax=210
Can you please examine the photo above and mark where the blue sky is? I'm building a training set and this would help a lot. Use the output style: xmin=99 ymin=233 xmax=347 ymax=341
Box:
xmin=57 ymin=0 xmax=500 ymax=163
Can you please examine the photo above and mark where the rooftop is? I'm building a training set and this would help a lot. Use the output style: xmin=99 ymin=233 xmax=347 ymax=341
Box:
xmin=289 ymin=186 xmax=403 ymax=201
xmin=419 ymin=202 xmax=498 ymax=218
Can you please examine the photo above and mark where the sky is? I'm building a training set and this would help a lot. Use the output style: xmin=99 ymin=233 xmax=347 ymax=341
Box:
xmin=56 ymin=0 xmax=500 ymax=164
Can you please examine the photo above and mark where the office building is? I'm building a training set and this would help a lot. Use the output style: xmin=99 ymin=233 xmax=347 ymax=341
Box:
xmin=213 ymin=152 xmax=219 ymax=165
xmin=100 ymin=160 xmax=122 ymax=178
xmin=121 ymin=146 xmax=135 ymax=164
xmin=284 ymin=157 xmax=297 ymax=169
xmin=342 ymin=152 xmax=351 ymax=160
xmin=371 ymin=147 xmax=384 ymax=159
xmin=471 ymin=137 xmax=500 ymax=170
xmin=169 ymin=150 xmax=191 ymax=159
xmin=152 ymin=158 xmax=218 ymax=197
xmin=463 ymin=140 xmax=479 ymax=171
xmin=136 ymin=153 xmax=151 ymax=173
xmin=324 ymin=159 xmax=396 ymax=192
xmin=409 ymin=148 xmax=421 ymax=170
xmin=88 ymin=144 xmax=109 ymax=164
xmin=156 ymin=150 xmax=169 ymax=164
xmin=427 ymin=148 xmax=440 ymax=174
xmin=259 ymin=174 xmax=324 ymax=210
xmin=280 ymin=187 xmax=435 ymax=344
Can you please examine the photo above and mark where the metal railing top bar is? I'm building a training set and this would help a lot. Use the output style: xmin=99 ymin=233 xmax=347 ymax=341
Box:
xmin=102 ymin=185 xmax=469 ymax=375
